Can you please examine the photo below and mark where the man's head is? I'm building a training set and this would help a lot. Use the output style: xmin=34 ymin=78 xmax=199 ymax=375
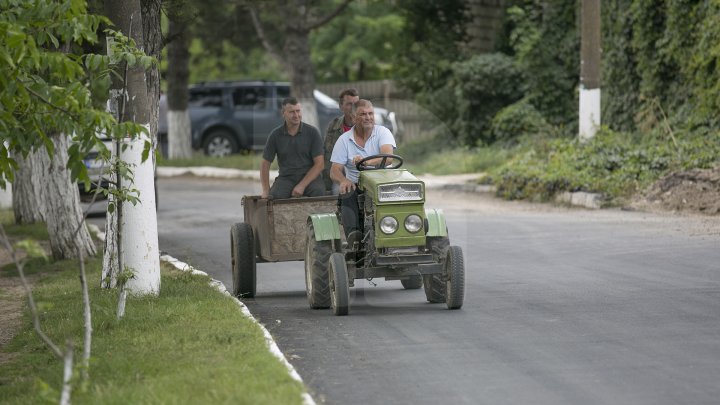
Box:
xmin=281 ymin=97 xmax=302 ymax=126
xmin=338 ymin=88 xmax=359 ymax=121
xmin=352 ymin=99 xmax=375 ymax=131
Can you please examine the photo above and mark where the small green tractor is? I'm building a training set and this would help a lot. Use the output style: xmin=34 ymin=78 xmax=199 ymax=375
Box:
xmin=304 ymin=154 xmax=465 ymax=315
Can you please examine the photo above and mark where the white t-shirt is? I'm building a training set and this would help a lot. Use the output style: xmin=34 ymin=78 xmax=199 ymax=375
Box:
xmin=330 ymin=125 xmax=396 ymax=183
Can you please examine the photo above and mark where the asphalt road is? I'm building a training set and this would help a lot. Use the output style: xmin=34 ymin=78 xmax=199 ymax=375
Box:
xmin=156 ymin=175 xmax=720 ymax=405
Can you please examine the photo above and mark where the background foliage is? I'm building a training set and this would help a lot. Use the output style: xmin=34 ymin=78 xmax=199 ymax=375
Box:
xmin=166 ymin=0 xmax=720 ymax=201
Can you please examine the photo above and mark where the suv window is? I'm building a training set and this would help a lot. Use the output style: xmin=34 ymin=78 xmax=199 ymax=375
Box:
xmin=233 ymin=87 xmax=267 ymax=109
xmin=276 ymin=86 xmax=290 ymax=109
xmin=188 ymin=88 xmax=223 ymax=107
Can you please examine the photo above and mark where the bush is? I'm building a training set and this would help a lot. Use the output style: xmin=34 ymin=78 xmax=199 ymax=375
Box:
xmin=447 ymin=53 xmax=524 ymax=146
xmin=490 ymin=128 xmax=720 ymax=204
xmin=489 ymin=98 xmax=554 ymax=145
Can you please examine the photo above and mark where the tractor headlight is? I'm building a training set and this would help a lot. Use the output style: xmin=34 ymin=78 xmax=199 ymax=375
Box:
xmin=378 ymin=183 xmax=424 ymax=202
xmin=380 ymin=216 xmax=398 ymax=234
xmin=404 ymin=214 xmax=423 ymax=233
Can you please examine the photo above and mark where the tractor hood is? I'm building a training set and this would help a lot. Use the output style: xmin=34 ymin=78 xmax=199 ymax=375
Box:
xmin=359 ymin=169 xmax=425 ymax=204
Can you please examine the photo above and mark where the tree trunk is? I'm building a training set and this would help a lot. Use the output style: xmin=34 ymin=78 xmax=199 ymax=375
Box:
xmin=285 ymin=26 xmax=319 ymax=129
xmin=141 ymin=0 xmax=162 ymax=145
xmin=101 ymin=142 xmax=119 ymax=288
xmin=15 ymin=136 xmax=96 ymax=259
xmin=40 ymin=134 xmax=96 ymax=259
xmin=105 ymin=0 xmax=161 ymax=296
xmin=12 ymin=152 xmax=44 ymax=224
xmin=166 ymin=0 xmax=193 ymax=159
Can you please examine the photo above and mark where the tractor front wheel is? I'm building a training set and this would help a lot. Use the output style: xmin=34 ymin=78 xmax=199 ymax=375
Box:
xmin=304 ymin=223 xmax=332 ymax=309
xmin=444 ymin=246 xmax=465 ymax=310
xmin=329 ymin=252 xmax=349 ymax=316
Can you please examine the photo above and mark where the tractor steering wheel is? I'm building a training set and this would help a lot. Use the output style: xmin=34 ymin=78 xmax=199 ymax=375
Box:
xmin=355 ymin=154 xmax=404 ymax=171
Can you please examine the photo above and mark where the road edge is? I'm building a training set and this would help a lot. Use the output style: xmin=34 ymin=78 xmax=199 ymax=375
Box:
xmin=160 ymin=254 xmax=317 ymax=405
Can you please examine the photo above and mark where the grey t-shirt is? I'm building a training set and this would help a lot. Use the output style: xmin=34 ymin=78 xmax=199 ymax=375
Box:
xmin=263 ymin=122 xmax=323 ymax=180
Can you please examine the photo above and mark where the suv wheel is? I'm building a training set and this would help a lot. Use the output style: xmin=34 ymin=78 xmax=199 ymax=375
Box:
xmin=203 ymin=129 xmax=238 ymax=157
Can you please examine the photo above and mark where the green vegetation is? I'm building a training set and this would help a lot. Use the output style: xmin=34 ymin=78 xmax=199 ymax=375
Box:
xmin=490 ymin=129 xmax=720 ymax=205
xmin=162 ymin=1 xmax=720 ymax=205
xmin=0 ymin=217 xmax=305 ymax=405
xmin=158 ymin=151 xmax=264 ymax=170
xmin=399 ymin=1 xmax=720 ymax=204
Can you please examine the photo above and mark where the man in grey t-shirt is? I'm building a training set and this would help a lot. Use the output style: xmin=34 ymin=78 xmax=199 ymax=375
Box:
xmin=260 ymin=97 xmax=325 ymax=199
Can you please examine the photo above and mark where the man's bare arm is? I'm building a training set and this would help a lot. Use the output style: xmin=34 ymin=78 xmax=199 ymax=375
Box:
xmin=260 ymin=159 xmax=272 ymax=198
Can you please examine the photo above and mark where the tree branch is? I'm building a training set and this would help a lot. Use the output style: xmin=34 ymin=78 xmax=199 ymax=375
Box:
xmin=307 ymin=0 xmax=353 ymax=31
xmin=247 ymin=5 xmax=286 ymax=68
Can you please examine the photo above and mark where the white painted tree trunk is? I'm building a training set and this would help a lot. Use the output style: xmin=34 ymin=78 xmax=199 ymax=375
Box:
xmin=120 ymin=131 xmax=160 ymax=296
xmin=0 ymin=184 xmax=11 ymax=209
xmin=579 ymin=87 xmax=601 ymax=141
xmin=167 ymin=109 xmax=192 ymax=159
xmin=13 ymin=136 xmax=95 ymax=259
xmin=12 ymin=152 xmax=44 ymax=224
xmin=39 ymin=135 xmax=97 ymax=259
xmin=300 ymin=98 xmax=319 ymax=129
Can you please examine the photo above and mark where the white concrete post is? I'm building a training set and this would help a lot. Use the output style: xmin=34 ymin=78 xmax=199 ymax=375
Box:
xmin=579 ymin=87 xmax=601 ymax=141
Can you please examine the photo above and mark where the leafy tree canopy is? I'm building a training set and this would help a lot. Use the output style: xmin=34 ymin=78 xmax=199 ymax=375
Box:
xmin=311 ymin=0 xmax=404 ymax=82
xmin=0 ymin=0 xmax=153 ymax=187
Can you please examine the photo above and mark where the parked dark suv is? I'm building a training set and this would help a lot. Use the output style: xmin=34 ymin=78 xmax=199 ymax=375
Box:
xmin=159 ymin=81 xmax=401 ymax=157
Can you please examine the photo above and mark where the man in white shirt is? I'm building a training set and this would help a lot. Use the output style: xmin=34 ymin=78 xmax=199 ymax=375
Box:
xmin=330 ymin=99 xmax=396 ymax=236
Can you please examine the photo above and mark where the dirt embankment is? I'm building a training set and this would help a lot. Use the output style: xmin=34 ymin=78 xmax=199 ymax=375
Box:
xmin=633 ymin=167 xmax=720 ymax=216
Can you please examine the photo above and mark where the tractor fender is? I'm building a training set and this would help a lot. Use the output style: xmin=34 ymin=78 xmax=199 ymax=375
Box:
xmin=308 ymin=213 xmax=341 ymax=241
xmin=425 ymin=208 xmax=448 ymax=237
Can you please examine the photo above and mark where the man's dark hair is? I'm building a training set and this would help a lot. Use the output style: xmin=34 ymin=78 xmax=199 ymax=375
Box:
xmin=281 ymin=97 xmax=299 ymax=108
xmin=338 ymin=88 xmax=359 ymax=101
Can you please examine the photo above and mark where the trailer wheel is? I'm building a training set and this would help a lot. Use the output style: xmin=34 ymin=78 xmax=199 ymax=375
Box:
xmin=231 ymin=223 xmax=256 ymax=298
xmin=424 ymin=236 xmax=448 ymax=303
xmin=401 ymin=276 xmax=423 ymax=289
xmin=329 ymin=252 xmax=349 ymax=316
xmin=444 ymin=246 xmax=465 ymax=310
xmin=304 ymin=223 xmax=332 ymax=309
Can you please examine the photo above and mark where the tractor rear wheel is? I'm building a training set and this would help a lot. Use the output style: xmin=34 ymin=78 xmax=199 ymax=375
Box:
xmin=424 ymin=236 xmax=449 ymax=303
xmin=401 ymin=276 xmax=423 ymax=289
xmin=230 ymin=223 xmax=256 ymax=298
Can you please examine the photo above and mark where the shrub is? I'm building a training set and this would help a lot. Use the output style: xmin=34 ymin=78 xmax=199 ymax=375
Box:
xmin=489 ymin=98 xmax=554 ymax=145
xmin=448 ymin=53 xmax=524 ymax=146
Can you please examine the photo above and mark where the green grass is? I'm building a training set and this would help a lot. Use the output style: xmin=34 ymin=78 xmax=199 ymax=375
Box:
xmin=158 ymin=151 xmax=278 ymax=170
xmin=397 ymin=136 xmax=512 ymax=175
xmin=0 ymin=210 xmax=49 ymax=241
xmin=0 ymin=258 xmax=305 ymax=404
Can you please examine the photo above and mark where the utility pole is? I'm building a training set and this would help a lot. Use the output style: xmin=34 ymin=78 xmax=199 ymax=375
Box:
xmin=579 ymin=0 xmax=601 ymax=141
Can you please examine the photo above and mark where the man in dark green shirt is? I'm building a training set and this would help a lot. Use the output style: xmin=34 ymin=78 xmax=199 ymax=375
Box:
xmin=322 ymin=88 xmax=359 ymax=194
xmin=260 ymin=97 xmax=325 ymax=199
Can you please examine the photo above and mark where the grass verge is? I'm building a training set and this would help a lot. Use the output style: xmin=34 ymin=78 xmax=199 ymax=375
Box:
xmin=158 ymin=151 xmax=278 ymax=171
xmin=0 ymin=234 xmax=305 ymax=404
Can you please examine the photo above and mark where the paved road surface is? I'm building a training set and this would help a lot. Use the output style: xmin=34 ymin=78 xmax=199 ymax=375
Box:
xmin=156 ymin=176 xmax=720 ymax=405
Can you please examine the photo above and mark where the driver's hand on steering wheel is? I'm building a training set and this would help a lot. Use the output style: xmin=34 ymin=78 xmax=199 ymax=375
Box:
xmin=352 ymin=155 xmax=364 ymax=166
xmin=339 ymin=179 xmax=356 ymax=195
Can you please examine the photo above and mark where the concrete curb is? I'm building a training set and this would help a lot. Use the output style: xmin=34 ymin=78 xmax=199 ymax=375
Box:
xmin=555 ymin=191 xmax=604 ymax=209
xmin=156 ymin=166 xmax=278 ymax=181
xmin=156 ymin=166 xmax=604 ymax=210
